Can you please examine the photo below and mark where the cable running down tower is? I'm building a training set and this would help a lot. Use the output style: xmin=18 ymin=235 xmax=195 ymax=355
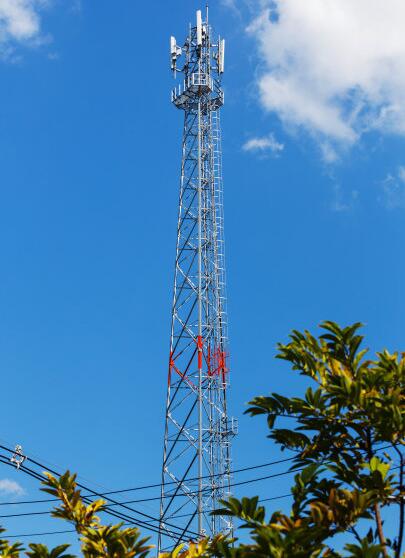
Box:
xmin=158 ymin=7 xmax=236 ymax=551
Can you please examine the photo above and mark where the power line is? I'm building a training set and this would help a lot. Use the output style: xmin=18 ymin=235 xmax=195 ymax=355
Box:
xmin=4 ymin=513 xmax=198 ymax=540
xmin=0 ymin=455 xmax=197 ymax=542
xmin=0 ymin=444 xmax=304 ymax=519
xmin=0 ymin=497 xmax=294 ymax=539
xmin=4 ymin=517 xmax=190 ymax=540
xmin=0 ymin=463 xmax=300 ymax=520
xmin=0 ymin=456 xmax=295 ymax=508
xmin=4 ymin=471 xmax=401 ymax=541
xmin=0 ymin=442 xmax=295 ymax=501
xmin=1 ymin=463 xmax=401 ymax=540
xmin=0 ymin=440 xmax=394 ymax=505
xmin=0 ymin=460 xmax=401 ymax=521
xmin=0 ymin=510 xmax=50 ymax=518
xmin=7 ymin=529 xmax=76 ymax=539
xmin=259 ymin=494 xmax=291 ymax=503
xmin=0 ymin=442 xmax=399 ymax=542
xmin=27 ymin=454 xmax=199 ymax=538
xmin=0 ymin=443 xmax=396 ymax=510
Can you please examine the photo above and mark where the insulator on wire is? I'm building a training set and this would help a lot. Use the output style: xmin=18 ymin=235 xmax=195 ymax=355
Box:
xmin=10 ymin=445 xmax=26 ymax=470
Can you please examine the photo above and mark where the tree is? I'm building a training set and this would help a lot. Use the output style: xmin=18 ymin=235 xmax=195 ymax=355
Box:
xmin=0 ymin=322 xmax=403 ymax=557
xmin=245 ymin=321 xmax=404 ymax=557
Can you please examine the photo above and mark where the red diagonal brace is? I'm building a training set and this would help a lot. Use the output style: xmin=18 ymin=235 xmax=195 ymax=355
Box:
xmin=169 ymin=351 xmax=196 ymax=389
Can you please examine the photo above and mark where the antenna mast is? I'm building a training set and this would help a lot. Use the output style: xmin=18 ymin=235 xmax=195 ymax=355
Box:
xmin=159 ymin=8 xmax=235 ymax=552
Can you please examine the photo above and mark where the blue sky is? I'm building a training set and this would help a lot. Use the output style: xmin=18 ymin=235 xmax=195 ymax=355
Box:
xmin=0 ymin=0 xmax=404 ymax=551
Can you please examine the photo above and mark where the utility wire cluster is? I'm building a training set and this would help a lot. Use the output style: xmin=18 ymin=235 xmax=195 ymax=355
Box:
xmin=0 ymin=442 xmax=399 ymax=541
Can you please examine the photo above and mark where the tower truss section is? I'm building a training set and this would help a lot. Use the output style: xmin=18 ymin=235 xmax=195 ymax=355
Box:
xmin=158 ymin=8 xmax=237 ymax=552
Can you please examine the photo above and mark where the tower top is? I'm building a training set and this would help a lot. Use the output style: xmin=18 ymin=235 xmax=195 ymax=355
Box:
xmin=169 ymin=9 xmax=225 ymax=111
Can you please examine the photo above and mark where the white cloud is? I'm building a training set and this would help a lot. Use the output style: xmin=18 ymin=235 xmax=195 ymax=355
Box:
xmin=0 ymin=478 xmax=24 ymax=496
xmin=0 ymin=0 xmax=49 ymax=59
xmin=248 ymin=1 xmax=405 ymax=149
xmin=380 ymin=166 xmax=405 ymax=209
xmin=242 ymin=133 xmax=284 ymax=154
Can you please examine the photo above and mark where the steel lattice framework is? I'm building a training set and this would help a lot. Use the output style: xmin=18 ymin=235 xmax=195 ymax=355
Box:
xmin=158 ymin=8 xmax=236 ymax=552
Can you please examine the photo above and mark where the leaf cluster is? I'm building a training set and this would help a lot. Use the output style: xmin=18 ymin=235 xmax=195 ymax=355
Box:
xmin=0 ymin=473 xmax=152 ymax=558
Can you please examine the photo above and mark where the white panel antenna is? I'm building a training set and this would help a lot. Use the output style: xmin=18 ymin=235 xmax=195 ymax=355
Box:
xmin=219 ymin=38 xmax=225 ymax=73
xmin=170 ymin=36 xmax=182 ymax=72
xmin=170 ymin=36 xmax=177 ymax=56
xmin=196 ymin=10 xmax=202 ymax=47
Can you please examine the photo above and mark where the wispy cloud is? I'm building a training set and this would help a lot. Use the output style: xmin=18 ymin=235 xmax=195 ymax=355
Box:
xmin=330 ymin=184 xmax=358 ymax=213
xmin=242 ymin=133 xmax=284 ymax=155
xmin=0 ymin=478 xmax=25 ymax=496
xmin=320 ymin=143 xmax=339 ymax=164
xmin=221 ymin=0 xmax=242 ymax=17
xmin=380 ymin=167 xmax=405 ymax=209
xmin=0 ymin=0 xmax=51 ymax=60
xmin=247 ymin=1 xmax=405 ymax=154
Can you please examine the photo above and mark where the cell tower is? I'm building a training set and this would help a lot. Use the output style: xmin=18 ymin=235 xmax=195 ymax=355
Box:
xmin=158 ymin=7 xmax=236 ymax=552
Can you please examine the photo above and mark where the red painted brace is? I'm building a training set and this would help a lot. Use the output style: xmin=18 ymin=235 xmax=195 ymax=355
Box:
xmin=205 ymin=346 xmax=229 ymax=378
xmin=169 ymin=351 xmax=196 ymax=389
xmin=197 ymin=335 xmax=203 ymax=369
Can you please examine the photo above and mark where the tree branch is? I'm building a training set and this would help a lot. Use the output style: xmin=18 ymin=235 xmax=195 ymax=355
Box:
xmin=393 ymin=444 xmax=404 ymax=558
xmin=366 ymin=430 xmax=389 ymax=557
xmin=374 ymin=502 xmax=389 ymax=558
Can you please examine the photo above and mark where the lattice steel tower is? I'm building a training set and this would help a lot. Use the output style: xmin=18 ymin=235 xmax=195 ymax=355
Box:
xmin=158 ymin=7 xmax=237 ymax=552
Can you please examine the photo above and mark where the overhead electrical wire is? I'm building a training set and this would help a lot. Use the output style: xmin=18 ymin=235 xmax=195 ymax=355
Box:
xmin=0 ymin=445 xmax=309 ymax=514
xmin=4 ymin=464 xmax=402 ymax=541
xmin=0 ymin=449 xmax=305 ymax=545
xmin=5 ymin=514 xmax=197 ymax=540
xmin=0 ymin=455 xmax=197 ymax=541
xmin=0 ymin=442 xmax=397 ymax=511
xmin=0 ymin=449 xmax=191 ymax=530
xmin=0 ymin=442 xmax=295 ymax=499
xmin=0 ymin=457 xmax=297 ymax=508
xmin=0 ymin=442 xmax=399 ymax=541
xmin=0 ymin=441 xmax=395 ymax=505
xmin=7 ymin=529 xmax=76 ymax=539
xmin=0 ymin=457 xmax=401 ymax=521
xmin=0 ymin=456 xmax=301 ymax=521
